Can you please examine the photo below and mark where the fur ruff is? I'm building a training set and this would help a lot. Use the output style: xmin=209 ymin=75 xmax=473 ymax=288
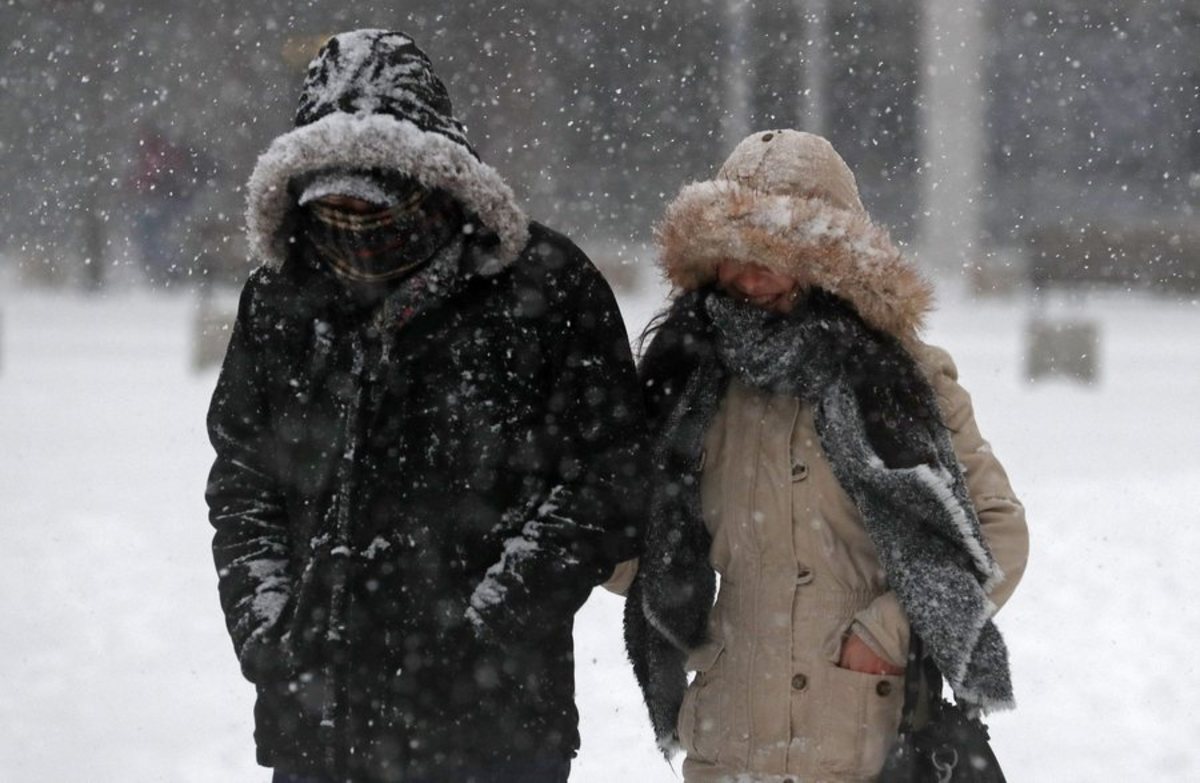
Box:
xmin=656 ymin=180 xmax=934 ymax=346
xmin=246 ymin=112 xmax=529 ymax=273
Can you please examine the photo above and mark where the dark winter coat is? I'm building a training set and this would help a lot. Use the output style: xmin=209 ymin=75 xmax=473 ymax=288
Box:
xmin=208 ymin=30 xmax=646 ymax=781
xmin=206 ymin=222 xmax=644 ymax=780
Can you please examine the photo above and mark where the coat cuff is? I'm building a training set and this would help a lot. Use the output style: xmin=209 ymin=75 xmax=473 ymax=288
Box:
xmin=852 ymin=591 xmax=909 ymax=669
xmin=602 ymin=559 xmax=639 ymax=596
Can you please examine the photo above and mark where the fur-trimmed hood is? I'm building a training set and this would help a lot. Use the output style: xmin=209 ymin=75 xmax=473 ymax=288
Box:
xmin=245 ymin=30 xmax=528 ymax=273
xmin=656 ymin=130 xmax=933 ymax=344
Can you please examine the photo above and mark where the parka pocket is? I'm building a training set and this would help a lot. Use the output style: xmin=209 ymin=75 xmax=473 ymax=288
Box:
xmin=818 ymin=664 xmax=904 ymax=779
xmin=677 ymin=639 xmax=727 ymax=764
xmin=283 ymin=554 xmax=328 ymax=659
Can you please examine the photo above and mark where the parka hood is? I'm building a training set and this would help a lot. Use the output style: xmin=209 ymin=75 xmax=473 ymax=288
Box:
xmin=657 ymin=129 xmax=933 ymax=344
xmin=245 ymin=29 xmax=528 ymax=274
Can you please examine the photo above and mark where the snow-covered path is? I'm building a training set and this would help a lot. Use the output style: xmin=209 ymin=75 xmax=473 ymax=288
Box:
xmin=1 ymin=284 xmax=1197 ymax=781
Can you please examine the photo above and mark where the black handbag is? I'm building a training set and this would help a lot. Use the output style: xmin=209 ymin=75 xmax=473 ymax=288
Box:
xmin=878 ymin=635 xmax=1006 ymax=782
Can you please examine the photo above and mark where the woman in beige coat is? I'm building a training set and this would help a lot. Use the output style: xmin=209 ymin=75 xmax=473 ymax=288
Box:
xmin=618 ymin=130 xmax=1028 ymax=782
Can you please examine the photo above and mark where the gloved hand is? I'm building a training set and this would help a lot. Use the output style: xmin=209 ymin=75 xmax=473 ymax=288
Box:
xmin=464 ymin=570 xmax=521 ymax=650
xmin=237 ymin=627 xmax=300 ymax=684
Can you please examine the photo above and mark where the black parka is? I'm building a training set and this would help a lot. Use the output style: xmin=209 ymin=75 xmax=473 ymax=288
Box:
xmin=206 ymin=222 xmax=644 ymax=780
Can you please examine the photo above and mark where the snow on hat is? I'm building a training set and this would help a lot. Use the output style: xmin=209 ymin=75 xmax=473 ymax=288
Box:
xmin=294 ymin=29 xmax=473 ymax=154
xmin=656 ymin=129 xmax=933 ymax=344
xmin=246 ymin=29 xmax=528 ymax=273
xmin=296 ymin=171 xmax=400 ymax=207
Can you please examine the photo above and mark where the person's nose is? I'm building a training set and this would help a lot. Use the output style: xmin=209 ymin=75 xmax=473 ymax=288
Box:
xmin=730 ymin=269 xmax=776 ymax=296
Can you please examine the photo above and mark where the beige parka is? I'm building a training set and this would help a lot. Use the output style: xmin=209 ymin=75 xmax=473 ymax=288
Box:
xmin=612 ymin=130 xmax=1029 ymax=782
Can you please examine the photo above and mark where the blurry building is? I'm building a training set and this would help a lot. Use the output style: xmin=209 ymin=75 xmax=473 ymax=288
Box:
xmin=2 ymin=0 xmax=1196 ymax=289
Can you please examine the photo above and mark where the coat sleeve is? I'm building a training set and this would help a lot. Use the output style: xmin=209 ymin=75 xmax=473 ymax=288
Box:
xmin=467 ymin=240 xmax=647 ymax=644
xmin=205 ymin=272 xmax=295 ymax=681
xmin=851 ymin=345 xmax=1029 ymax=668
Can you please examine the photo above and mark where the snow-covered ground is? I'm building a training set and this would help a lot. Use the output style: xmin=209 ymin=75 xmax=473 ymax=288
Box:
xmin=1 ymin=280 xmax=1198 ymax=781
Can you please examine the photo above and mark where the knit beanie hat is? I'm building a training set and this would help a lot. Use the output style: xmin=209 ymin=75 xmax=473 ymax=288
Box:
xmin=656 ymin=129 xmax=933 ymax=344
xmin=295 ymin=31 xmax=471 ymax=152
xmin=246 ymin=29 xmax=528 ymax=274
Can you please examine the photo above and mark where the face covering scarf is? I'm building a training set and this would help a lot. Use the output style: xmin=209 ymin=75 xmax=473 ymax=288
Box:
xmin=304 ymin=185 xmax=460 ymax=283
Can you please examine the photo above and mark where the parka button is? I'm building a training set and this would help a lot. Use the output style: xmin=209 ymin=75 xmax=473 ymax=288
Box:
xmin=792 ymin=673 xmax=808 ymax=691
xmin=876 ymin=680 xmax=894 ymax=697
xmin=791 ymin=462 xmax=809 ymax=481
xmin=795 ymin=567 xmax=814 ymax=585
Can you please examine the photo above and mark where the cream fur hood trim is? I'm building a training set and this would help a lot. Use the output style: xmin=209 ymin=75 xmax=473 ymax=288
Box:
xmin=246 ymin=112 xmax=529 ymax=273
xmin=657 ymin=180 xmax=933 ymax=342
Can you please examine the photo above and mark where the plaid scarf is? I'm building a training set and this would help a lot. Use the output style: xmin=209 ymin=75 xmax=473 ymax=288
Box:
xmin=305 ymin=186 xmax=460 ymax=283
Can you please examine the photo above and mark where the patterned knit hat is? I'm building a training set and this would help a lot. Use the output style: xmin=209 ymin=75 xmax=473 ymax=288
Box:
xmin=246 ymin=29 xmax=528 ymax=274
xmin=295 ymin=31 xmax=474 ymax=156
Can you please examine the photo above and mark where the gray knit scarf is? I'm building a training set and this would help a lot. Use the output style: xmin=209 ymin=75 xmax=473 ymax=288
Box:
xmin=628 ymin=291 xmax=1013 ymax=755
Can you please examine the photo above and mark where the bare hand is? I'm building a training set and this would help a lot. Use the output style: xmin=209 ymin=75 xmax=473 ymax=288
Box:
xmin=838 ymin=633 xmax=904 ymax=676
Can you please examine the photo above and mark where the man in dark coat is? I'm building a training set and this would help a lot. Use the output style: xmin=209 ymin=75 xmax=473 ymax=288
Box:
xmin=205 ymin=30 xmax=644 ymax=783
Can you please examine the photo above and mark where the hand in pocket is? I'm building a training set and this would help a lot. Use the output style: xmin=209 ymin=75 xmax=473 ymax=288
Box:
xmin=838 ymin=633 xmax=904 ymax=676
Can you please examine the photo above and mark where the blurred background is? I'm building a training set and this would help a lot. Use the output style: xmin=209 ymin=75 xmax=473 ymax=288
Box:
xmin=1 ymin=1 xmax=1199 ymax=781
xmin=3 ymin=0 xmax=1197 ymax=291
